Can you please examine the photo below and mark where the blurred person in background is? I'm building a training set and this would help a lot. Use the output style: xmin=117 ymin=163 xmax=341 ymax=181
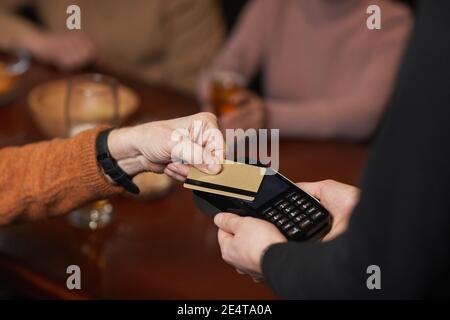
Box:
xmin=199 ymin=0 xmax=413 ymax=139
xmin=0 ymin=0 xmax=224 ymax=93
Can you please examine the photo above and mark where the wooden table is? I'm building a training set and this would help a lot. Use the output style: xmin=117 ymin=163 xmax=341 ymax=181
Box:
xmin=0 ymin=62 xmax=368 ymax=299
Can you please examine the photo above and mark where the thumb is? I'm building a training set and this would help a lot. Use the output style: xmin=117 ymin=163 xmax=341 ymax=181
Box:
xmin=214 ymin=212 xmax=242 ymax=234
xmin=297 ymin=182 xmax=322 ymax=200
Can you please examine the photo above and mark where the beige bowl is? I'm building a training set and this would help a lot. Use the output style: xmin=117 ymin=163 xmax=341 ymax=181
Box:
xmin=129 ymin=172 xmax=174 ymax=199
xmin=28 ymin=78 xmax=139 ymax=137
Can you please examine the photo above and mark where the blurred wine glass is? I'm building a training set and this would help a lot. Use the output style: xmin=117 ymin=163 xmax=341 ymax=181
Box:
xmin=66 ymin=73 xmax=119 ymax=230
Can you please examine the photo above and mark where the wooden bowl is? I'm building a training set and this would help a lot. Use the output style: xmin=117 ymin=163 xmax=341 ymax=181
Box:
xmin=129 ymin=172 xmax=174 ymax=200
xmin=28 ymin=78 xmax=139 ymax=137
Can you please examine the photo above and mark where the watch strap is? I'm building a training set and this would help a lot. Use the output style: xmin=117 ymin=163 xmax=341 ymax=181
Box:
xmin=96 ymin=128 xmax=140 ymax=194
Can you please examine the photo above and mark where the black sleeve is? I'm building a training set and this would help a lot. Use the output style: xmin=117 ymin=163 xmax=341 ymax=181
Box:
xmin=262 ymin=0 xmax=450 ymax=299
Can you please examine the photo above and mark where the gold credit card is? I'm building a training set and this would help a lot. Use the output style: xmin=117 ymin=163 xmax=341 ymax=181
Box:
xmin=183 ymin=160 xmax=266 ymax=201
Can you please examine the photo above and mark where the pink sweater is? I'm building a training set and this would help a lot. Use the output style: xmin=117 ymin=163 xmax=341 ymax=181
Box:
xmin=199 ymin=0 xmax=413 ymax=139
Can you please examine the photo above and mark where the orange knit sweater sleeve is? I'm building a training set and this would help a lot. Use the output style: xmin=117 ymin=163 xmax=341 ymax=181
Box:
xmin=0 ymin=127 xmax=123 ymax=226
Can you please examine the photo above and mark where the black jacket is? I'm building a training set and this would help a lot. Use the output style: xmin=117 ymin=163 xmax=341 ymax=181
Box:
xmin=262 ymin=0 xmax=450 ymax=299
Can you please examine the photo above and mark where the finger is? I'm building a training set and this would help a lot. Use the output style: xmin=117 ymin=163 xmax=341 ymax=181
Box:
xmin=54 ymin=44 xmax=74 ymax=70
xmin=70 ymin=47 xmax=89 ymax=68
xmin=164 ymin=167 xmax=185 ymax=182
xmin=146 ymin=163 xmax=166 ymax=174
xmin=76 ymin=34 xmax=95 ymax=61
xmin=194 ymin=161 xmax=222 ymax=175
xmin=75 ymin=42 xmax=92 ymax=65
xmin=78 ymin=33 xmax=96 ymax=58
xmin=166 ymin=162 xmax=190 ymax=177
xmin=235 ymin=268 xmax=246 ymax=275
xmin=167 ymin=171 xmax=185 ymax=182
xmin=75 ymin=34 xmax=96 ymax=61
xmin=201 ymin=129 xmax=225 ymax=169
xmin=86 ymin=43 xmax=98 ymax=62
xmin=217 ymin=229 xmax=233 ymax=242
xmin=64 ymin=39 xmax=83 ymax=64
xmin=117 ymin=156 xmax=166 ymax=176
xmin=217 ymin=229 xmax=235 ymax=266
xmin=163 ymin=167 xmax=176 ymax=179
xmin=214 ymin=212 xmax=242 ymax=234
xmin=229 ymin=90 xmax=252 ymax=106
xmin=167 ymin=170 xmax=187 ymax=182
xmin=297 ymin=181 xmax=323 ymax=200
xmin=322 ymin=221 xmax=347 ymax=242
xmin=171 ymin=137 xmax=221 ymax=174
xmin=60 ymin=49 xmax=82 ymax=70
xmin=65 ymin=36 xmax=92 ymax=68
xmin=233 ymin=267 xmax=263 ymax=281
xmin=251 ymin=275 xmax=263 ymax=283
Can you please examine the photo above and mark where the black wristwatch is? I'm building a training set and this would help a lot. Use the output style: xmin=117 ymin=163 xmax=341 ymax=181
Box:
xmin=96 ymin=128 xmax=140 ymax=194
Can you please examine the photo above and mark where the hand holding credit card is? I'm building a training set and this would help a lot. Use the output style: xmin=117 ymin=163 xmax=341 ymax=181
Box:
xmin=183 ymin=160 xmax=266 ymax=201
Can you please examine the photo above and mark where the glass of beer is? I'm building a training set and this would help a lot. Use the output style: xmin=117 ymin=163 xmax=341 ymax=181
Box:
xmin=210 ymin=70 xmax=245 ymax=116
xmin=65 ymin=73 xmax=119 ymax=230
xmin=0 ymin=62 xmax=16 ymax=95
